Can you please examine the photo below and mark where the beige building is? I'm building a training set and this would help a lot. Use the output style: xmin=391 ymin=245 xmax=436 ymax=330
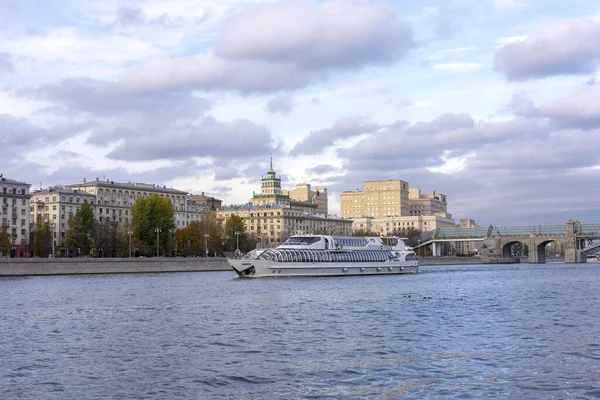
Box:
xmin=189 ymin=192 xmax=222 ymax=210
xmin=352 ymin=215 xmax=457 ymax=236
xmin=68 ymin=178 xmax=205 ymax=230
xmin=219 ymin=204 xmax=352 ymax=246
xmin=30 ymin=187 xmax=96 ymax=250
xmin=219 ymin=161 xmax=350 ymax=245
xmin=284 ymin=183 xmax=328 ymax=215
xmin=340 ymin=179 xmax=455 ymax=234
xmin=1 ymin=174 xmax=32 ymax=257
xmin=340 ymin=179 xmax=410 ymax=219
xmin=250 ymin=159 xmax=292 ymax=207
xmin=408 ymin=189 xmax=449 ymax=217
xmin=27 ymin=179 xmax=211 ymax=252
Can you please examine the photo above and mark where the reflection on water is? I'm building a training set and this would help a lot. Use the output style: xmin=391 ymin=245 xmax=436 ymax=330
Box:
xmin=1 ymin=264 xmax=599 ymax=399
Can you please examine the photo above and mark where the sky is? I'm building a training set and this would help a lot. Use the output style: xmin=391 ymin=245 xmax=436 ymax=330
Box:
xmin=1 ymin=0 xmax=600 ymax=227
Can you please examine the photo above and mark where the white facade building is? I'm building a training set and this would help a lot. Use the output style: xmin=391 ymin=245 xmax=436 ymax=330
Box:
xmin=0 ymin=174 xmax=32 ymax=257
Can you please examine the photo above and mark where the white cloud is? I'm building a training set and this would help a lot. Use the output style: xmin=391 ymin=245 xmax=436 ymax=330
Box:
xmin=494 ymin=19 xmax=600 ymax=80
xmin=490 ymin=0 xmax=529 ymax=10
xmin=120 ymin=0 xmax=414 ymax=94
xmin=432 ymin=62 xmax=481 ymax=72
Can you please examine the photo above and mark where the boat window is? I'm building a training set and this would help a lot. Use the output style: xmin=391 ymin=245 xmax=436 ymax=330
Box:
xmin=282 ymin=236 xmax=321 ymax=246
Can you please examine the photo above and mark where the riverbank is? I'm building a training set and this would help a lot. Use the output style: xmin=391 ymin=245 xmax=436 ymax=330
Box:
xmin=0 ymin=256 xmax=520 ymax=276
xmin=0 ymin=257 xmax=231 ymax=276
xmin=417 ymin=256 xmax=520 ymax=266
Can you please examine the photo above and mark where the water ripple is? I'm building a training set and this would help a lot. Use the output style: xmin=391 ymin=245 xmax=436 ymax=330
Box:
xmin=1 ymin=264 xmax=599 ymax=399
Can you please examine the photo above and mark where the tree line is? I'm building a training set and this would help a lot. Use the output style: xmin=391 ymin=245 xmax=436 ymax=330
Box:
xmin=19 ymin=193 xmax=427 ymax=258
xmin=26 ymin=194 xmax=249 ymax=258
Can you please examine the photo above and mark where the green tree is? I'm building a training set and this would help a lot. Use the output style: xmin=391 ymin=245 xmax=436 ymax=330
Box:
xmin=31 ymin=220 xmax=52 ymax=257
xmin=65 ymin=215 xmax=87 ymax=255
xmin=175 ymin=221 xmax=203 ymax=256
xmin=352 ymin=228 xmax=377 ymax=237
xmin=0 ymin=230 xmax=10 ymax=256
xmin=224 ymin=215 xmax=246 ymax=252
xmin=64 ymin=202 xmax=95 ymax=256
xmin=131 ymin=194 xmax=175 ymax=256
xmin=196 ymin=211 xmax=225 ymax=256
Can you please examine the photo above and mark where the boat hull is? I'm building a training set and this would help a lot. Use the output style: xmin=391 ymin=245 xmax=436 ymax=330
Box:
xmin=228 ymin=259 xmax=419 ymax=278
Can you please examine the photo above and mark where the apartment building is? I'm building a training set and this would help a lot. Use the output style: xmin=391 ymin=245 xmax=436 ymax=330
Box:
xmin=340 ymin=179 xmax=455 ymax=234
xmin=30 ymin=187 xmax=96 ymax=248
xmin=219 ymin=204 xmax=352 ymax=245
xmin=69 ymin=178 xmax=206 ymax=229
xmin=0 ymin=174 xmax=31 ymax=257
xmin=219 ymin=160 xmax=348 ymax=245
xmin=284 ymin=183 xmax=328 ymax=215
xmin=408 ymin=189 xmax=449 ymax=217
xmin=340 ymin=179 xmax=410 ymax=219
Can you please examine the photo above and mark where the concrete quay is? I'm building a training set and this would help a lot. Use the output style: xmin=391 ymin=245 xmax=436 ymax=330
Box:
xmin=417 ymin=256 xmax=519 ymax=266
xmin=0 ymin=257 xmax=231 ymax=276
xmin=0 ymin=256 xmax=519 ymax=277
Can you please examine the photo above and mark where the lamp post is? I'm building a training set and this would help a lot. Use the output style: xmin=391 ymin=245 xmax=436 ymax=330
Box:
xmin=50 ymin=222 xmax=55 ymax=258
xmin=128 ymin=231 xmax=133 ymax=258
xmin=235 ymin=231 xmax=240 ymax=252
xmin=155 ymin=228 xmax=161 ymax=257
xmin=417 ymin=239 xmax=422 ymax=257
xmin=204 ymin=233 xmax=209 ymax=257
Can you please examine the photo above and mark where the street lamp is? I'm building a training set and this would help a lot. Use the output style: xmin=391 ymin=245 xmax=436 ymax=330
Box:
xmin=155 ymin=228 xmax=161 ymax=257
xmin=204 ymin=233 xmax=209 ymax=257
xmin=128 ymin=231 xmax=133 ymax=258
xmin=50 ymin=222 xmax=56 ymax=258
xmin=235 ymin=231 xmax=241 ymax=252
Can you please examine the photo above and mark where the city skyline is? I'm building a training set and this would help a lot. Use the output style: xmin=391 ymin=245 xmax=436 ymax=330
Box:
xmin=1 ymin=0 xmax=600 ymax=226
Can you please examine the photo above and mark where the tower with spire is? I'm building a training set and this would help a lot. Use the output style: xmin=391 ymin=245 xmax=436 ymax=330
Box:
xmin=250 ymin=158 xmax=291 ymax=206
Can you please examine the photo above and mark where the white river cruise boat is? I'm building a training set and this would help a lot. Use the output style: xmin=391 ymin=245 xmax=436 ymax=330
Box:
xmin=228 ymin=235 xmax=419 ymax=278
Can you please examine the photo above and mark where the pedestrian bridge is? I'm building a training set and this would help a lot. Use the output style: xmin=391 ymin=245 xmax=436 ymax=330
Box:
xmin=415 ymin=220 xmax=600 ymax=264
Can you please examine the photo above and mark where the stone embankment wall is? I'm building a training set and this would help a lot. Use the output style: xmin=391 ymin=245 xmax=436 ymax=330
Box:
xmin=0 ymin=256 xmax=520 ymax=277
xmin=418 ymin=256 xmax=519 ymax=266
xmin=0 ymin=258 xmax=230 ymax=276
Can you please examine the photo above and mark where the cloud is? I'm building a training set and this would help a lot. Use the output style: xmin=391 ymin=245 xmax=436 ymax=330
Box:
xmin=290 ymin=115 xmax=380 ymax=156
xmin=25 ymin=78 xmax=211 ymax=119
xmin=503 ymin=88 xmax=600 ymax=129
xmin=0 ymin=53 xmax=13 ymax=74
xmin=494 ymin=19 xmax=600 ymax=80
xmin=215 ymin=0 xmax=414 ymax=69
xmin=539 ymin=87 xmax=600 ymax=129
xmin=337 ymin=112 xmax=549 ymax=173
xmin=14 ymin=77 xmax=282 ymax=165
xmin=265 ymin=95 xmax=295 ymax=115
xmin=432 ymin=62 xmax=481 ymax=72
xmin=113 ymin=5 xmax=146 ymax=27
xmin=120 ymin=0 xmax=415 ymax=94
xmin=306 ymin=164 xmax=338 ymax=175
xmin=0 ymin=114 xmax=80 ymax=157
xmin=105 ymin=117 xmax=279 ymax=161
xmin=490 ymin=0 xmax=529 ymax=10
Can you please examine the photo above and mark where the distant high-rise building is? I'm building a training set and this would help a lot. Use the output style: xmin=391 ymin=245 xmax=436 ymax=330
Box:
xmin=340 ymin=179 xmax=410 ymax=219
xmin=340 ymin=179 xmax=455 ymax=234
xmin=284 ymin=183 xmax=328 ymax=215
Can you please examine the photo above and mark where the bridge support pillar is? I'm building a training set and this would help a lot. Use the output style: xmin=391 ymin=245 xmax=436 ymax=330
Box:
xmin=527 ymin=236 xmax=546 ymax=264
xmin=565 ymin=220 xmax=586 ymax=263
xmin=432 ymin=242 xmax=441 ymax=257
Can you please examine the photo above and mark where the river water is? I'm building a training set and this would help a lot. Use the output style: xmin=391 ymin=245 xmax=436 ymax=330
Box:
xmin=1 ymin=263 xmax=599 ymax=399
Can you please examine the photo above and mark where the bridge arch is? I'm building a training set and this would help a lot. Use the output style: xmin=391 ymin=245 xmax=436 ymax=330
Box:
xmin=534 ymin=239 xmax=555 ymax=264
xmin=501 ymin=240 xmax=528 ymax=259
